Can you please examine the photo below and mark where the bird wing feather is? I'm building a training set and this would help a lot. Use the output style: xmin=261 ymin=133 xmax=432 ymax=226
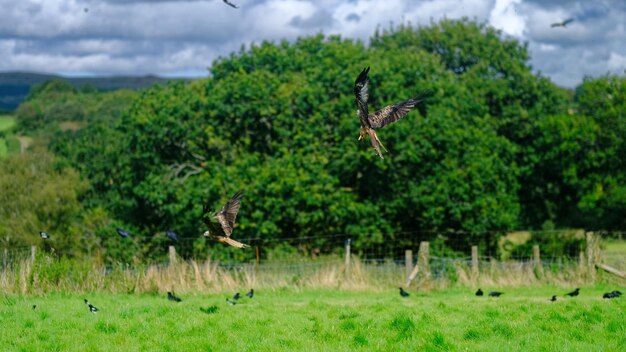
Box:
xmin=367 ymin=90 xmax=430 ymax=129
xmin=354 ymin=67 xmax=371 ymax=128
xmin=216 ymin=191 xmax=244 ymax=237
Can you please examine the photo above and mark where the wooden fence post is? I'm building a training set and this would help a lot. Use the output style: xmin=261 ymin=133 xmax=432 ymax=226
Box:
xmin=586 ymin=232 xmax=600 ymax=279
xmin=405 ymin=250 xmax=413 ymax=277
xmin=344 ymin=238 xmax=351 ymax=277
xmin=578 ymin=250 xmax=585 ymax=273
xmin=533 ymin=245 xmax=543 ymax=277
xmin=30 ymin=245 xmax=36 ymax=264
xmin=168 ymin=246 xmax=177 ymax=265
xmin=471 ymin=246 xmax=479 ymax=278
xmin=418 ymin=241 xmax=430 ymax=281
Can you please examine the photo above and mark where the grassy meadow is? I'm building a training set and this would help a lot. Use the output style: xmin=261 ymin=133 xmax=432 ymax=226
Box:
xmin=2 ymin=286 xmax=624 ymax=351
xmin=0 ymin=115 xmax=16 ymax=156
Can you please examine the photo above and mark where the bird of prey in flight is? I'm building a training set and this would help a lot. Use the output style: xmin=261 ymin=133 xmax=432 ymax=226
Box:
xmin=202 ymin=191 xmax=249 ymax=248
xmin=354 ymin=66 xmax=430 ymax=158
xmin=551 ymin=18 xmax=574 ymax=27
xmin=223 ymin=0 xmax=239 ymax=9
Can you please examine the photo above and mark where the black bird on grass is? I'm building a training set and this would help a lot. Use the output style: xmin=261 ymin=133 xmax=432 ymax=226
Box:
xmin=84 ymin=299 xmax=98 ymax=314
xmin=200 ymin=305 xmax=219 ymax=314
xmin=166 ymin=229 xmax=178 ymax=242
xmin=565 ymin=288 xmax=580 ymax=297
xmin=399 ymin=287 xmax=410 ymax=297
xmin=603 ymin=290 xmax=622 ymax=299
xmin=39 ymin=231 xmax=49 ymax=239
xmin=246 ymin=289 xmax=254 ymax=298
xmin=116 ymin=228 xmax=131 ymax=238
xmin=222 ymin=0 xmax=239 ymax=9
xmin=550 ymin=295 xmax=557 ymax=302
xmin=167 ymin=292 xmax=182 ymax=302
xmin=226 ymin=298 xmax=237 ymax=306
xmin=488 ymin=291 xmax=503 ymax=297
xmin=475 ymin=288 xmax=484 ymax=296
xmin=233 ymin=292 xmax=241 ymax=301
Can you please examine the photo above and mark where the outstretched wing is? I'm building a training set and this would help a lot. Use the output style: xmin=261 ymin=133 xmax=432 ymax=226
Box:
xmin=223 ymin=0 xmax=239 ymax=9
xmin=562 ymin=18 xmax=574 ymax=26
xmin=216 ymin=191 xmax=244 ymax=237
xmin=368 ymin=90 xmax=431 ymax=129
xmin=354 ymin=66 xmax=370 ymax=127
xmin=550 ymin=22 xmax=561 ymax=27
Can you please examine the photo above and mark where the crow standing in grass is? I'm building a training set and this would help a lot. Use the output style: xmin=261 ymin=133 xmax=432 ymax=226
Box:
xmin=354 ymin=66 xmax=430 ymax=158
xmin=203 ymin=191 xmax=248 ymax=248
xmin=565 ymin=288 xmax=580 ymax=297
xmin=246 ymin=289 xmax=254 ymax=298
xmin=488 ymin=291 xmax=503 ymax=297
xmin=232 ymin=292 xmax=241 ymax=301
xmin=475 ymin=289 xmax=484 ymax=296
xmin=168 ymin=292 xmax=182 ymax=302
xmin=39 ymin=231 xmax=49 ymax=239
xmin=603 ymin=290 xmax=622 ymax=299
xmin=550 ymin=295 xmax=557 ymax=302
xmin=399 ymin=287 xmax=410 ymax=297
xmin=116 ymin=228 xmax=131 ymax=238
xmin=84 ymin=299 xmax=98 ymax=314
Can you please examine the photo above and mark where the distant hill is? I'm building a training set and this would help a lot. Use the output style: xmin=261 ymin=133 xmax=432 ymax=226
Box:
xmin=0 ymin=72 xmax=188 ymax=111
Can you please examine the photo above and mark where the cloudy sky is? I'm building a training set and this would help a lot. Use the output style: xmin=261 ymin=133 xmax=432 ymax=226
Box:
xmin=1 ymin=0 xmax=624 ymax=87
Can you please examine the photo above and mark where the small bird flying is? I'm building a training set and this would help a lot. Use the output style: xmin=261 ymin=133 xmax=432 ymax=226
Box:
xmin=488 ymin=291 xmax=503 ymax=297
xmin=222 ymin=0 xmax=239 ymax=9
xmin=246 ymin=289 xmax=254 ymax=298
xmin=399 ymin=287 xmax=410 ymax=297
xmin=202 ymin=191 xmax=248 ymax=248
xmin=39 ymin=231 xmax=49 ymax=239
xmin=166 ymin=229 xmax=178 ymax=242
xmin=354 ymin=66 xmax=430 ymax=158
xmin=167 ymin=292 xmax=182 ymax=302
xmin=116 ymin=228 xmax=131 ymax=238
xmin=84 ymin=299 xmax=98 ymax=314
xmin=475 ymin=288 xmax=484 ymax=296
xmin=551 ymin=18 xmax=574 ymax=28
xmin=565 ymin=288 xmax=580 ymax=297
xmin=550 ymin=295 xmax=557 ymax=302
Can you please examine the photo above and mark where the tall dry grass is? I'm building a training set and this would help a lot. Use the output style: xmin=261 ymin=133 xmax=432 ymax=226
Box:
xmin=0 ymin=251 xmax=607 ymax=295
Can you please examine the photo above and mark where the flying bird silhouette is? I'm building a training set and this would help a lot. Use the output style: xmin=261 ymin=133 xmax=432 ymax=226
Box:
xmin=166 ymin=229 xmax=178 ymax=242
xmin=354 ymin=66 xmax=430 ymax=158
xmin=488 ymin=291 xmax=503 ymax=297
xmin=399 ymin=287 xmax=410 ymax=297
xmin=475 ymin=288 xmax=484 ymax=296
xmin=116 ymin=228 xmax=131 ymax=238
xmin=39 ymin=231 xmax=49 ymax=239
xmin=565 ymin=288 xmax=580 ymax=297
xmin=222 ymin=0 xmax=239 ymax=9
xmin=84 ymin=299 xmax=98 ymax=314
xmin=167 ymin=292 xmax=182 ymax=302
xmin=202 ymin=191 xmax=248 ymax=248
xmin=551 ymin=18 xmax=574 ymax=27
xmin=550 ymin=295 xmax=557 ymax=302
xmin=246 ymin=289 xmax=254 ymax=298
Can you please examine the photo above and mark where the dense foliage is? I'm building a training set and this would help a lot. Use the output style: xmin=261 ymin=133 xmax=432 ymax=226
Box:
xmin=2 ymin=19 xmax=624 ymax=261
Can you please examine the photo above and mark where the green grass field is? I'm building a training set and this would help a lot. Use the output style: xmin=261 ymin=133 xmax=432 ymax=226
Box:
xmin=2 ymin=286 xmax=624 ymax=351
xmin=0 ymin=115 xmax=16 ymax=131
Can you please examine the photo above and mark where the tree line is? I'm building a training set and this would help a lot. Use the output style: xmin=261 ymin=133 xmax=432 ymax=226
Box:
xmin=2 ymin=19 xmax=624 ymax=262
